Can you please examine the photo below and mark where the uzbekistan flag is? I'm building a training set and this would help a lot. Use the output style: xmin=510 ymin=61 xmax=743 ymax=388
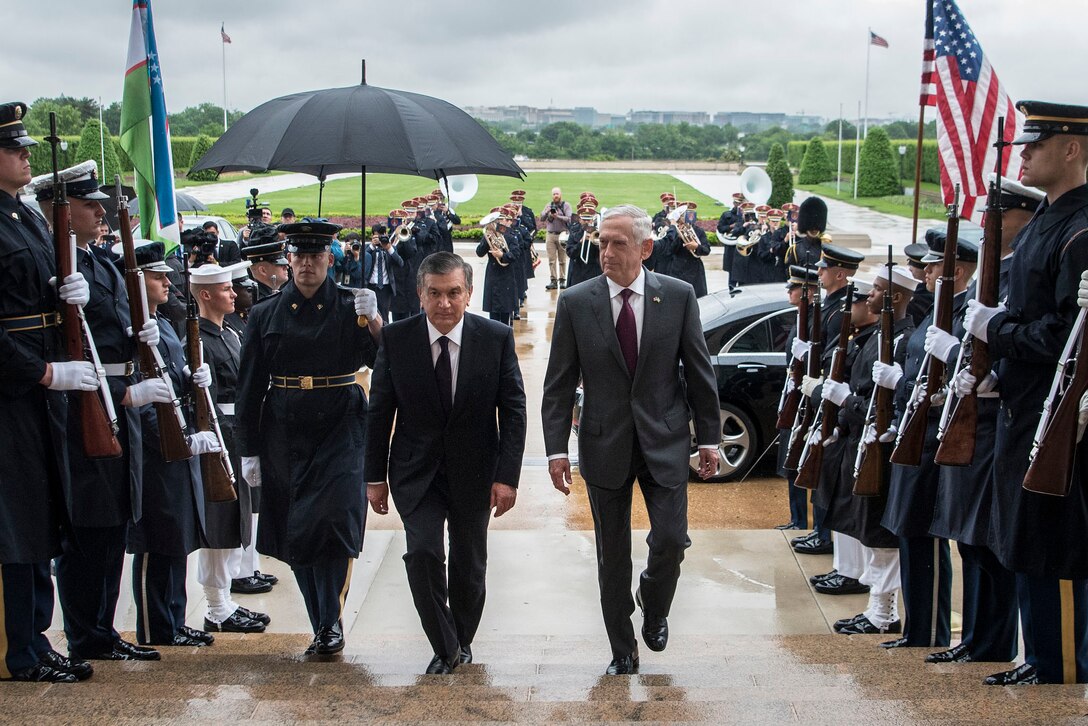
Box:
xmin=120 ymin=0 xmax=179 ymax=252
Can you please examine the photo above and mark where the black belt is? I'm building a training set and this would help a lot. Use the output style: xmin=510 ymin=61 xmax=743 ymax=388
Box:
xmin=0 ymin=312 xmax=61 ymax=332
xmin=271 ymin=373 xmax=357 ymax=390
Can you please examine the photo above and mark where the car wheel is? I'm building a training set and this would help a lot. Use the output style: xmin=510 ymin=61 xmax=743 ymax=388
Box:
xmin=689 ymin=403 xmax=758 ymax=483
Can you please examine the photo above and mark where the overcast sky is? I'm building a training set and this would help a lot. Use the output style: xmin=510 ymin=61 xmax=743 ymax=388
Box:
xmin=7 ymin=0 xmax=1082 ymax=123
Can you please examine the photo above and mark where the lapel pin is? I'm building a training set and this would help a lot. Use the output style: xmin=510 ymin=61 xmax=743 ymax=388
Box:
xmin=652 ymin=296 xmax=662 ymax=303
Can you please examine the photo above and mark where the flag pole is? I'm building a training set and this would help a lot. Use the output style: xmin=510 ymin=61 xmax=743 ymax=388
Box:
xmin=863 ymin=28 xmax=872 ymax=138
xmin=98 ymin=97 xmax=106 ymax=182
xmin=221 ymin=22 xmax=227 ymax=132
xmin=836 ymin=103 xmax=843 ymax=194
xmin=909 ymin=105 xmax=926 ymax=245
xmin=853 ymin=101 xmax=862 ymax=199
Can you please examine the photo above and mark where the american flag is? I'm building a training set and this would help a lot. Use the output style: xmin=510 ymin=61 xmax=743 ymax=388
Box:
xmin=870 ymin=31 xmax=889 ymax=48
xmin=220 ymin=23 xmax=232 ymax=44
xmin=921 ymin=0 xmax=1021 ymax=221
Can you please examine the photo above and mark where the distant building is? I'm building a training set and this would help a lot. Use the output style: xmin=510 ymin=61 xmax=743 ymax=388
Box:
xmin=465 ymin=105 xmax=825 ymax=131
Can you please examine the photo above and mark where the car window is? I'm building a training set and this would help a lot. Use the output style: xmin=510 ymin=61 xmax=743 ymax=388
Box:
xmin=768 ymin=309 xmax=795 ymax=352
xmin=723 ymin=309 xmax=796 ymax=354
xmin=727 ymin=321 xmax=770 ymax=354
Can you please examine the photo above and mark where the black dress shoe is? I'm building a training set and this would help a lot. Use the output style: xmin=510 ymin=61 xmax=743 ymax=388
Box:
xmin=39 ymin=650 xmax=93 ymax=681
xmin=833 ymin=612 xmax=867 ymax=632
xmin=790 ymin=531 xmax=818 ymax=547
xmin=81 ymin=638 xmax=161 ymax=661
xmin=926 ymin=643 xmax=973 ymax=663
xmin=170 ymin=632 xmax=210 ymax=647
xmin=178 ymin=625 xmax=214 ymax=645
xmin=774 ymin=522 xmax=801 ymax=530
xmin=304 ymin=636 xmax=319 ymax=656
xmin=793 ymin=537 xmax=833 ymax=555
xmin=231 ymin=576 xmax=273 ymax=595
xmin=635 ymin=588 xmax=668 ymax=652
xmin=459 ymin=645 xmax=472 ymax=664
xmin=879 ymin=637 xmax=911 ymax=649
xmin=984 ymin=663 xmax=1038 ymax=686
xmin=235 ymin=605 xmax=271 ymax=625
xmin=837 ymin=617 xmax=902 ymax=635
xmin=810 ymin=569 xmax=839 ymax=585
xmin=1 ymin=662 xmax=78 ymax=683
xmin=314 ymin=622 xmax=345 ymax=655
xmin=814 ymin=575 xmax=870 ymax=595
xmin=204 ymin=608 xmax=266 ymax=633
xmin=605 ymin=654 xmax=639 ymax=675
xmin=253 ymin=570 xmax=278 ymax=586
xmin=425 ymin=653 xmax=458 ymax=674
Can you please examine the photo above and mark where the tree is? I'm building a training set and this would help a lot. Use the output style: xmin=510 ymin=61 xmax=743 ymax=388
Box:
xmin=22 ymin=99 xmax=81 ymax=136
xmin=798 ymin=137 xmax=834 ymax=184
xmin=857 ymin=127 xmax=902 ymax=196
xmin=766 ymin=143 xmax=794 ymax=208
xmin=824 ymin=119 xmax=856 ymax=140
xmin=187 ymin=135 xmax=218 ymax=181
xmin=74 ymin=118 xmax=123 ymax=185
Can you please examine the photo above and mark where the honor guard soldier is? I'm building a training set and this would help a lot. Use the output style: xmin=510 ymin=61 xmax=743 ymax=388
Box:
xmin=241 ymin=234 xmax=289 ymax=301
xmin=235 ymin=221 xmax=381 ymax=656
xmin=29 ymin=162 xmax=162 ymax=666
xmin=903 ymin=242 xmax=933 ymax=327
xmin=188 ymin=263 xmax=271 ymax=634
xmin=476 ymin=208 xmax=520 ymax=326
xmin=666 ymin=202 xmax=711 ymax=297
xmin=0 ymin=101 xmax=101 ymax=683
xmin=565 ymin=201 xmax=602 ymax=288
xmin=785 ymin=197 xmax=828 ymax=268
xmin=966 ymin=102 xmax=1088 ymax=685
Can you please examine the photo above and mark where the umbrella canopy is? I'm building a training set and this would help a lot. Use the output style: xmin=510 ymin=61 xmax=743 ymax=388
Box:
xmin=125 ymin=189 xmax=207 ymax=215
xmin=190 ymin=82 xmax=524 ymax=181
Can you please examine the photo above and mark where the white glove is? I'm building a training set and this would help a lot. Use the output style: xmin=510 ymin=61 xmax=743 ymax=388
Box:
xmin=48 ymin=361 xmax=99 ymax=391
xmin=136 ymin=319 xmax=160 ymax=348
xmin=790 ymin=338 xmax=811 ymax=361
xmin=821 ymin=379 xmax=851 ymax=406
xmin=924 ymin=325 xmax=959 ymax=364
xmin=963 ymin=299 xmax=1006 ymax=343
xmin=806 ymin=427 xmax=823 ymax=446
xmin=801 ymin=375 xmax=823 ymax=397
xmin=822 ymin=427 xmax=841 ymax=447
xmin=242 ymin=456 xmax=262 ymax=488
xmin=872 ymin=361 xmax=903 ymax=390
xmin=57 ymin=273 xmax=90 ymax=307
xmin=188 ymin=431 xmax=221 ymax=456
xmin=125 ymin=378 xmax=173 ymax=407
xmin=952 ymin=369 xmax=999 ymax=398
xmin=878 ymin=424 xmax=898 ymax=444
xmin=863 ymin=423 xmax=878 ymax=446
xmin=1078 ymin=390 xmax=1088 ymax=443
xmin=354 ymin=287 xmax=377 ymax=318
xmin=1079 ymin=270 xmax=1088 ymax=310
xmin=184 ymin=363 xmax=212 ymax=389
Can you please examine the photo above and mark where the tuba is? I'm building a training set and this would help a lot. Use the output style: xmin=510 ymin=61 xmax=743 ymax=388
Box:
xmin=735 ymin=167 xmax=772 ymax=256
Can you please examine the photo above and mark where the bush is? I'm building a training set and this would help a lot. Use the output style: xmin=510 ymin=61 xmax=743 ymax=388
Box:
xmin=766 ymin=143 xmax=794 ymax=208
xmin=27 ymin=136 xmax=80 ymax=177
xmin=170 ymin=136 xmax=198 ymax=173
xmin=798 ymin=137 xmax=833 ymax=184
xmin=186 ymin=135 xmax=218 ymax=181
xmin=789 ymin=139 xmax=940 ymax=185
xmin=74 ymin=119 xmax=124 ymax=184
xmin=857 ymin=127 xmax=902 ymax=197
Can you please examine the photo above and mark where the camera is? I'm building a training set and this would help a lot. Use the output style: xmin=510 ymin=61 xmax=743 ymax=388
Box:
xmin=245 ymin=188 xmax=269 ymax=227
xmin=188 ymin=236 xmax=219 ymax=265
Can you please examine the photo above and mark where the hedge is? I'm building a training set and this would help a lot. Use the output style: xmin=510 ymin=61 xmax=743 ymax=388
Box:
xmin=788 ymin=139 xmax=939 ymax=185
xmin=856 ymin=128 xmax=902 ymax=197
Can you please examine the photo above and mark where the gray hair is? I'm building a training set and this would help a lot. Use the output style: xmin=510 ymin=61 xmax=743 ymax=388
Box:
xmin=416 ymin=251 xmax=473 ymax=289
xmin=602 ymin=204 xmax=652 ymax=242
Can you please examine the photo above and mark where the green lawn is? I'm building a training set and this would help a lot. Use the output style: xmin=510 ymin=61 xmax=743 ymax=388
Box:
xmin=797 ymin=175 xmax=947 ymax=219
xmin=204 ymin=171 xmax=725 ymax=221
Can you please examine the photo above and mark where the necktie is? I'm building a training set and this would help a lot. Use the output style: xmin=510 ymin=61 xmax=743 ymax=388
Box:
xmin=376 ymin=249 xmax=385 ymax=285
xmin=435 ymin=336 xmax=453 ymax=416
xmin=616 ymin=288 xmax=638 ymax=377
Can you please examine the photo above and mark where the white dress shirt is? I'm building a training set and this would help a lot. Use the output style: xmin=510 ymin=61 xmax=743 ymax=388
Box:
xmin=427 ymin=316 xmax=464 ymax=398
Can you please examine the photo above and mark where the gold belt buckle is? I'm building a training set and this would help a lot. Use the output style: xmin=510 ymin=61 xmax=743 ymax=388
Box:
xmin=299 ymin=375 xmax=314 ymax=390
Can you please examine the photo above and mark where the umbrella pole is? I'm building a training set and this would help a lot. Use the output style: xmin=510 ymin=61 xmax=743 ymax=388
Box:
xmin=361 ymin=165 xmax=366 ymax=233
xmin=317 ymin=172 xmax=326 ymax=217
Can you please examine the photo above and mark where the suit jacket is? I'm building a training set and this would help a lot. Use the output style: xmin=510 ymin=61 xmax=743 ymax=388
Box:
xmin=365 ymin=313 xmax=527 ymax=516
xmin=541 ymin=272 xmax=720 ymax=490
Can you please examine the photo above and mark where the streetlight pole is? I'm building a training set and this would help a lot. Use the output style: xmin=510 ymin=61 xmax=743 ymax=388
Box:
xmin=898 ymin=144 xmax=907 ymax=191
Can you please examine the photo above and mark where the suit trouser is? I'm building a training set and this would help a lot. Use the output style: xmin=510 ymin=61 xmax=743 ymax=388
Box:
xmin=586 ymin=441 xmax=690 ymax=659
xmin=957 ymin=542 xmax=1018 ymax=662
xmin=55 ymin=524 xmax=126 ymax=657
xmin=131 ymin=553 xmax=188 ymax=644
xmin=545 ymin=232 xmax=567 ymax=281
xmin=0 ymin=562 xmax=54 ymax=676
xmin=786 ymin=473 xmax=809 ymax=529
xmin=1016 ymin=573 xmax=1088 ymax=684
xmin=401 ymin=473 xmax=490 ymax=661
xmin=898 ymin=535 xmax=952 ymax=647
xmin=292 ymin=558 xmax=353 ymax=634
xmin=489 ymin=312 xmax=512 ymax=326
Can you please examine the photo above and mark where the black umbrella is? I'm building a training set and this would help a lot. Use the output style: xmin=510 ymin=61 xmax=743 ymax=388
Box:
xmin=125 ymin=190 xmax=207 ymax=216
xmin=191 ymin=61 xmax=523 ymax=219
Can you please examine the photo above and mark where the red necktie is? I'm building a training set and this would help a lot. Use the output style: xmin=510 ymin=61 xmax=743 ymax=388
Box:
xmin=616 ymin=288 xmax=638 ymax=377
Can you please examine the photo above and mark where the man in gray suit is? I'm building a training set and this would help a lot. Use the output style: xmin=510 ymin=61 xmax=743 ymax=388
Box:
xmin=541 ymin=204 xmax=721 ymax=675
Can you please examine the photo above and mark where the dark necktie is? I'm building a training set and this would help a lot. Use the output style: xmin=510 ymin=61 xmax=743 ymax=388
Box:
xmin=435 ymin=336 xmax=452 ymax=416
xmin=616 ymin=288 xmax=638 ymax=377
xmin=375 ymin=249 xmax=384 ymax=285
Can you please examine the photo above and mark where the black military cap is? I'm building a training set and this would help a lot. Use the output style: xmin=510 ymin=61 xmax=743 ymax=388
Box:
xmin=903 ymin=242 xmax=929 ymax=269
xmin=1013 ymin=100 xmax=1088 ymax=144
xmin=922 ymin=227 xmax=979 ymax=263
xmin=849 ymin=279 xmax=873 ymax=302
xmin=985 ymin=173 xmax=1044 ymax=212
xmin=28 ymin=160 xmax=110 ymax=201
xmin=797 ymin=197 xmax=827 ymax=234
xmin=0 ymin=102 xmax=37 ymax=149
xmin=281 ymin=220 xmax=341 ymax=253
xmin=111 ymin=239 xmax=172 ymax=272
xmin=816 ymin=243 xmax=864 ymax=270
xmin=243 ymin=240 xmax=288 ymax=265
xmin=786 ymin=264 xmax=819 ymax=288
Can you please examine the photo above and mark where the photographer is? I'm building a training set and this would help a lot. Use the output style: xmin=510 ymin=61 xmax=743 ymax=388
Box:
xmin=201 ymin=220 xmax=240 ymax=264
xmin=340 ymin=232 xmax=363 ymax=287
xmin=363 ymin=224 xmax=402 ymax=321
xmin=237 ymin=188 xmax=272 ymax=248
xmin=540 ymin=187 xmax=571 ymax=290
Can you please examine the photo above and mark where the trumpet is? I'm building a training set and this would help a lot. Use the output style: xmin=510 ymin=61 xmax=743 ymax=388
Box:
xmin=395 ymin=221 xmax=414 ymax=243
xmin=485 ymin=226 xmax=510 ymax=267
xmin=736 ymin=225 xmax=763 ymax=257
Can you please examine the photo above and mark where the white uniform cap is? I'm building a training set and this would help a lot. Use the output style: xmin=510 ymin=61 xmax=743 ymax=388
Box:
xmin=224 ymin=260 xmax=253 ymax=280
xmin=875 ymin=264 xmax=918 ymax=290
xmin=189 ymin=264 xmax=233 ymax=286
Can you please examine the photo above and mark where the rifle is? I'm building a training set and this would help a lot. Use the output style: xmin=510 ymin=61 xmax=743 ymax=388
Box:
xmin=776 ymin=283 xmax=809 ymax=428
xmin=890 ymin=185 xmax=960 ymax=466
xmin=783 ymin=281 xmax=823 ymax=471
xmin=115 ymin=177 xmax=192 ymax=463
xmin=795 ymin=281 xmax=855 ymax=490
xmin=183 ymin=256 xmax=237 ymax=503
xmin=853 ymin=247 xmax=895 ymax=496
xmin=935 ymin=118 xmax=1007 ymax=466
xmin=1022 ymin=307 xmax=1088 ymax=496
xmin=45 ymin=114 xmax=122 ymax=460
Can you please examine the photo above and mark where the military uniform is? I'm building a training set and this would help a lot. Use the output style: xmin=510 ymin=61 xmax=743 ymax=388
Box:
xmin=475 ymin=210 xmax=520 ymax=325
xmin=565 ymin=214 xmax=602 ymax=288
xmin=388 ymin=212 xmax=422 ymax=322
xmin=665 ymin=203 xmax=710 ymax=298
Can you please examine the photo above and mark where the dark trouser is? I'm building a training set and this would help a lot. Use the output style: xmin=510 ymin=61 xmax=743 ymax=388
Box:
xmin=787 ymin=473 xmax=809 ymax=529
xmin=0 ymin=562 xmax=53 ymax=676
xmin=489 ymin=311 xmax=512 ymax=326
xmin=131 ymin=552 xmax=187 ymax=645
xmin=899 ymin=535 xmax=952 ymax=647
xmin=292 ymin=558 xmax=353 ymax=634
xmin=366 ymin=283 xmax=394 ymax=321
xmin=812 ymin=503 xmax=830 ymax=542
xmin=586 ymin=440 xmax=690 ymax=659
xmin=387 ymin=309 xmax=419 ymax=323
xmin=401 ymin=473 xmax=490 ymax=661
xmin=56 ymin=524 xmax=127 ymax=657
xmin=957 ymin=542 xmax=1018 ymax=662
xmin=1016 ymin=573 xmax=1088 ymax=684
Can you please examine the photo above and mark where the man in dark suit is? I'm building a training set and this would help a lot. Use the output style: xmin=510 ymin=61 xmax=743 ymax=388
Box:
xmin=541 ymin=204 xmax=721 ymax=675
xmin=366 ymin=251 xmax=527 ymax=675
xmin=202 ymin=220 xmax=241 ymax=265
